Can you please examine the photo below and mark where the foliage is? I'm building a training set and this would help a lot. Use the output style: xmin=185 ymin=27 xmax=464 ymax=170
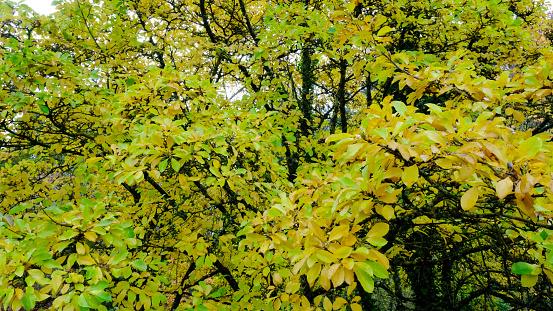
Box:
xmin=2 ymin=0 xmax=553 ymax=310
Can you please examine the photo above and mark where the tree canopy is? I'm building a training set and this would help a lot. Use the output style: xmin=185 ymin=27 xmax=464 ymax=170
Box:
xmin=2 ymin=0 xmax=553 ymax=310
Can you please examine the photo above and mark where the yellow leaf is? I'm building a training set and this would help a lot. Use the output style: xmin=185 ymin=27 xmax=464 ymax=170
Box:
xmin=77 ymin=255 xmax=96 ymax=265
xmin=342 ymin=233 xmax=357 ymax=246
xmin=380 ymin=205 xmax=395 ymax=221
xmin=319 ymin=265 xmax=331 ymax=290
xmin=84 ymin=231 xmax=98 ymax=242
xmin=351 ymin=303 xmax=363 ymax=311
xmin=246 ymin=233 xmax=265 ymax=243
xmin=309 ymin=221 xmax=327 ymax=243
xmin=331 ymin=266 xmax=345 ymax=287
xmin=367 ymin=223 xmax=389 ymax=240
xmin=315 ymin=250 xmax=339 ymax=264
xmin=496 ymin=177 xmax=513 ymax=199
xmin=383 ymin=167 xmax=402 ymax=180
xmin=380 ymin=189 xmax=401 ymax=203
xmin=341 ymin=258 xmax=355 ymax=270
xmin=513 ymin=110 xmax=525 ymax=123
xmin=367 ymin=250 xmax=390 ymax=269
xmin=327 ymin=263 xmax=341 ymax=280
xmin=521 ymin=274 xmax=538 ymax=287
xmin=544 ymin=269 xmax=553 ymax=284
xmin=461 ymin=187 xmax=479 ymax=211
xmin=333 ymin=297 xmax=347 ymax=310
xmin=401 ymin=165 xmax=419 ymax=187
xmin=273 ymin=298 xmax=281 ymax=310
xmin=306 ymin=263 xmax=321 ymax=287
xmin=76 ymin=242 xmax=86 ymax=255
xmin=424 ymin=131 xmax=445 ymax=145
xmin=323 ymin=297 xmax=332 ymax=311
xmin=330 ymin=246 xmax=352 ymax=258
xmin=328 ymin=225 xmax=349 ymax=242
xmin=458 ymin=163 xmax=475 ymax=181
xmin=376 ymin=26 xmax=394 ymax=37
xmin=520 ymin=174 xmax=534 ymax=194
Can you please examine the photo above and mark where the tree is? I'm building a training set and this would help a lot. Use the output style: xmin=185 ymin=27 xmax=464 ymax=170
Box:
xmin=1 ymin=0 xmax=553 ymax=310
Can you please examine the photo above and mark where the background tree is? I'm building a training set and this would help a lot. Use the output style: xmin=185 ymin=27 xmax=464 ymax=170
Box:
xmin=2 ymin=0 xmax=553 ymax=310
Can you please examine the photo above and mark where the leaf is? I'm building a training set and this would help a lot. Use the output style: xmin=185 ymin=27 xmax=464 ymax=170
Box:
xmin=22 ymin=292 xmax=35 ymax=311
xmin=306 ymin=263 xmax=321 ymax=286
xmin=315 ymin=250 xmax=339 ymax=264
xmin=308 ymin=221 xmax=327 ymax=243
xmin=171 ymin=158 xmax=181 ymax=172
xmin=392 ymin=101 xmax=407 ymax=116
xmin=326 ymin=133 xmax=353 ymax=143
xmin=79 ymin=293 xmax=100 ymax=308
xmin=112 ymin=249 xmax=128 ymax=265
xmin=353 ymin=262 xmax=374 ymax=293
xmin=511 ymin=262 xmax=538 ymax=274
xmin=323 ymin=296 xmax=332 ymax=311
xmin=367 ymin=223 xmax=389 ymax=240
xmin=38 ymin=104 xmax=50 ymax=114
xmin=339 ymin=176 xmax=359 ymax=189
xmin=461 ymin=187 xmax=479 ymax=211
xmin=513 ymin=110 xmax=525 ymax=123
xmin=246 ymin=233 xmax=265 ymax=243
xmin=43 ymin=259 xmax=63 ymax=269
xmin=152 ymin=294 xmax=166 ymax=307
xmin=377 ymin=26 xmax=394 ymax=37
xmin=2 ymin=215 xmax=14 ymax=227
xmin=516 ymin=136 xmax=542 ymax=160
xmin=88 ymin=281 xmax=110 ymax=294
xmin=401 ymin=165 xmax=419 ymax=187
xmin=76 ymin=242 xmax=86 ymax=255
xmin=84 ymin=231 xmax=98 ymax=242
xmin=380 ymin=205 xmax=395 ymax=221
xmin=496 ymin=177 xmax=513 ymax=199
xmin=158 ymin=159 xmax=168 ymax=172
xmin=330 ymin=246 xmax=352 ymax=258
xmin=130 ymin=260 xmax=147 ymax=271
xmin=521 ymin=274 xmax=539 ymax=287
xmin=328 ymin=225 xmax=350 ymax=242
xmin=367 ymin=261 xmax=389 ymax=279
xmin=9 ymin=203 xmax=32 ymax=215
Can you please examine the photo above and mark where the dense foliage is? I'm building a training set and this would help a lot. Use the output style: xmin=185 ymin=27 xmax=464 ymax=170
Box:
xmin=2 ymin=0 xmax=553 ymax=310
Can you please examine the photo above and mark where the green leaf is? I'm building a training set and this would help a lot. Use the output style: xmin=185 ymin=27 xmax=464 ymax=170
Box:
xmin=88 ymin=281 xmax=109 ymax=294
xmin=112 ymin=249 xmax=128 ymax=265
xmin=159 ymin=159 xmax=168 ymax=172
xmin=235 ymin=168 xmax=247 ymax=175
xmin=22 ymin=292 xmax=35 ymax=311
xmin=43 ymin=259 xmax=63 ymax=269
xmin=38 ymin=104 xmax=50 ymax=114
xmin=339 ymin=176 xmax=359 ymax=190
xmin=78 ymin=293 xmax=99 ymax=308
xmin=9 ymin=203 xmax=32 ymax=215
xmin=511 ymin=262 xmax=537 ymax=274
xmin=367 ymin=261 xmax=389 ymax=279
xmin=525 ymin=76 xmax=540 ymax=85
xmin=130 ymin=259 xmax=147 ymax=271
xmin=94 ymin=291 xmax=112 ymax=303
xmin=171 ymin=158 xmax=181 ymax=172
xmin=392 ymin=101 xmax=407 ymax=116
xmin=353 ymin=262 xmax=375 ymax=292
xmin=152 ymin=294 xmax=167 ymax=307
